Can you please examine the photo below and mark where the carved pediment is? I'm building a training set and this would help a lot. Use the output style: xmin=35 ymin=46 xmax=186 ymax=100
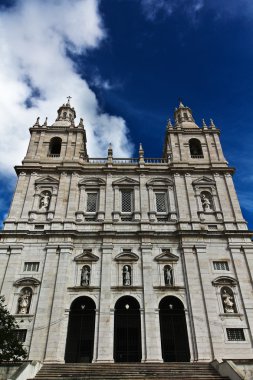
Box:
xmin=154 ymin=250 xmax=179 ymax=262
xmin=14 ymin=277 xmax=41 ymax=287
xmin=79 ymin=177 xmax=106 ymax=187
xmin=192 ymin=176 xmax=215 ymax=186
xmin=112 ymin=177 xmax=139 ymax=186
xmin=74 ymin=249 xmax=99 ymax=262
xmin=115 ymin=250 xmax=139 ymax=261
xmin=35 ymin=176 xmax=59 ymax=186
xmin=212 ymin=276 xmax=238 ymax=286
xmin=146 ymin=177 xmax=174 ymax=187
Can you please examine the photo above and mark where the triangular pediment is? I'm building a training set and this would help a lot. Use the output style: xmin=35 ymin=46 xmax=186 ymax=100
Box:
xmin=146 ymin=177 xmax=174 ymax=187
xmin=115 ymin=250 xmax=139 ymax=261
xmin=154 ymin=250 xmax=179 ymax=262
xmin=35 ymin=176 xmax=59 ymax=185
xmin=14 ymin=277 xmax=41 ymax=287
xmin=192 ymin=176 xmax=215 ymax=186
xmin=112 ymin=177 xmax=139 ymax=186
xmin=74 ymin=249 xmax=99 ymax=262
xmin=79 ymin=177 xmax=106 ymax=187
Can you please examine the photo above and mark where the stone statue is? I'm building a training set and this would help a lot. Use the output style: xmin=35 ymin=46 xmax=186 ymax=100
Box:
xmin=81 ymin=266 xmax=90 ymax=286
xmin=39 ymin=192 xmax=51 ymax=211
xmin=164 ymin=266 xmax=173 ymax=286
xmin=201 ymin=194 xmax=212 ymax=212
xmin=222 ymin=289 xmax=235 ymax=313
xmin=123 ymin=265 xmax=131 ymax=286
xmin=18 ymin=289 xmax=31 ymax=314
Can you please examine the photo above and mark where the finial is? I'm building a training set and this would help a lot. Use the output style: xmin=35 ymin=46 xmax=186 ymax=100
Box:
xmin=42 ymin=117 xmax=48 ymax=127
xmin=139 ymin=143 xmax=144 ymax=163
xmin=108 ymin=143 xmax=113 ymax=155
xmin=210 ymin=118 xmax=216 ymax=129
xmin=66 ymin=96 xmax=72 ymax=106
xmin=167 ymin=118 xmax=173 ymax=129
xmin=202 ymin=119 xmax=208 ymax=129
xmin=79 ymin=118 xmax=84 ymax=127
xmin=178 ymin=98 xmax=185 ymax=108
xmin=34 ymin=117 xmax=40 ymax=127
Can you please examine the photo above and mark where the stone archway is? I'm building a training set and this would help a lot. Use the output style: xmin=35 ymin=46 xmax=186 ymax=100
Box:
xmin=65 ymin=296 xmax=96 ymax=363
xmin=114 ymin=296 xmax=142 ymax=362
xmin=159 ymin=296 xmax=190 ymax=362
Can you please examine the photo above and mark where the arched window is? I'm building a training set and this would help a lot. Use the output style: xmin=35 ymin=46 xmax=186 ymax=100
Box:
xmin=221 ymin=286 xmax=237 ymax=313
xmin=164 ymin=265 xmax=174 ymax=286
xmin=17 ymin=287 xmax=32 ymax=314
xmin=189 ymin=138 xmax=203 ymax=158
xmin=81 ymin=265 xmax=91 ymax=286
xmin=48 ymin=137 xmax=62 ymax=156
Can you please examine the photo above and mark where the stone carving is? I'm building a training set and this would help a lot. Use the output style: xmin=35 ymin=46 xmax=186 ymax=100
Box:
xmin=39 ymin=192 xmax=51 ymax=211
xmin=18 ymin=288 xmax=32 ymax=314
xmin=222 ymin=288 xmax=236 ymax=313
xmin=81 ymin=266 xmax=90 ymax=286
xmin=164 ymin=265 xmax=173 ymax=286
xmin=201 ymin=193 xmax=212 ymax=212
xmin=123 ymin=265 xmax=131 ymax=286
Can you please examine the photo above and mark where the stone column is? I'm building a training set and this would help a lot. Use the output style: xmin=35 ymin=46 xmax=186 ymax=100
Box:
xmin=141 ymin=243 xmax=162 ymax=362
xmin=147 ymin=186 xmax=156 ymax=222
xmin=44 ymin=243 xmax=73 ymax=362
xmin=112 ymin=186 xmax=120 ymax=222
xmin=168 ymin=186 xmax=177 ymax=221
xmin=133 ymin=185 xmax=141 ymax=221
xmin=181 ymin=244 xmax=213 ymax=361
xmin=96 ymin=243 xmax=114 ymax=362
xmin=97 ymin=186 xmax=105 ymax=221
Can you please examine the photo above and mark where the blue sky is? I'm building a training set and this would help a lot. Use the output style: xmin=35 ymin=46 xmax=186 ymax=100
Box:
xmin=0 ymin=0 xmax=253 ymax=228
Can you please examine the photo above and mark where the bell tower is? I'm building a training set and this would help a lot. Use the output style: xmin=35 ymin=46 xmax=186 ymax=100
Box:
xmin=23 ymin=98 xmax=88 ymax=165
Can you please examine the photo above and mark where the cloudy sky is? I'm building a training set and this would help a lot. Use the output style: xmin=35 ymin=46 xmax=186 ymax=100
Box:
xmin=0 ymin=0 xmax=253 ymax=228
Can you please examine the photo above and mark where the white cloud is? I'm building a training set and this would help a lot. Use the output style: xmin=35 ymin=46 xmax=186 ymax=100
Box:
xmin=0 ymin=0 xmax=133 ymax=175
xmin=140 ymin=0 xmax=253 ymax=21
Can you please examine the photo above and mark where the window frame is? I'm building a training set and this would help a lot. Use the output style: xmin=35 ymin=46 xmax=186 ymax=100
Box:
xmin=86 ymin=191 xmax=99 ymax=213
xmin=23 ymin=262 xmax=40 ymax=272
xmin=121 ymin=189 xmax=134 ymax=214
xmin=155 ymin=191 xmax=168 ymax=214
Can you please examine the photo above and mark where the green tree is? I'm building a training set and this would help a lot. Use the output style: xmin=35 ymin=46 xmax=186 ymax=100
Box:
xmin=0 ymin=295 xmax=27 ymax=362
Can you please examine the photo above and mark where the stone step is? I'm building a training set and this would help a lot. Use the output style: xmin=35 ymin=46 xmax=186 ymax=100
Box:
xmin=30 ymin=363 xmax=229 ymax=380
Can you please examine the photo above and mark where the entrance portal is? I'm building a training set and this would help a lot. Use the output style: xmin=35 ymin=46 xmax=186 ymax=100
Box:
xmin=114 ymin=296 xmax=142 ymax=362
xmin=65 ymin=296 xmax=95 ymax=363
xmin=159 ymin=296 xmax=190 ymax=362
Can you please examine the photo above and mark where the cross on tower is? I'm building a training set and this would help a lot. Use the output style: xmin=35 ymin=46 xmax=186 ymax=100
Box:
xmin=66 ymin=96 xmax=72 ymax=105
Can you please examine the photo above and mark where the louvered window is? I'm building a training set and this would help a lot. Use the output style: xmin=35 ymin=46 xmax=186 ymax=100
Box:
xmin=24 ymin=262 xmax=39 ymax=272
xmin=213 ymin=261 xmax=229 ymax=271
xmin=121 ymin=191 xmax=133 ymax=213
xmin=227 ymin=328 xmax=245 ymax=341
xmin=87 ymin=193 xmax=98 ymax=212
xmin=155 ymin=192 xmax=167 ymax=212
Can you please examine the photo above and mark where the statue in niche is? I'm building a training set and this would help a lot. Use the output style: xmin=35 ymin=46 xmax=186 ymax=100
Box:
xmin=222 ymin=288 xmax=236 ymax=313
xmin=201 ymin=193 xmax=212 ymax=212
xmin=81 ymin=266 xmax=90 ymax=286
xmin=39 ymin=191 xmax=51 ymax=211
xmin=123 ymin=265 xmax=131 ymax=286
xmin=18 ymin=288 xmax=32 ymax=314
xmin=164 ymin=265 xmax=173 ymax=286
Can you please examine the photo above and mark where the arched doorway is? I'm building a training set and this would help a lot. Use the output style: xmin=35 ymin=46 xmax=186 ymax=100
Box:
xmin=65 ymin=296 xmax=96 ymax=363
xmin=159 ymin=296 xmax=190 ymax=362
xmin=114 ymin=296 xmax=142 ymax=362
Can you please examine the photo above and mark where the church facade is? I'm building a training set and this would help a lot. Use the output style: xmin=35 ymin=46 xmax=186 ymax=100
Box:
xmin=0 ymin=100 xmax=253 ymax=364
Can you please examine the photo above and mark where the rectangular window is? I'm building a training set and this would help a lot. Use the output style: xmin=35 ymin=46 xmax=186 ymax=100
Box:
xmin=155 ymin=192 xmax=167 ymax=212
xmin=213 ymin=261 xmax=229 ymax=271
xmin=24 ymin=262 xmax=40 ymax=272
xmin=15 ymin=329 xmax=27 ymax=343
xmin=121 ymin=190 xmax=133 ymax=213
xmin=227 ymin=328 xmax=245 ymax=341
xmin=86 ymin=192 xmax=98 ymax=212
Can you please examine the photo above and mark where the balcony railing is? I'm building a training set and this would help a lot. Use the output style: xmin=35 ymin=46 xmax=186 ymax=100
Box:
xmin=85 ymin=157 xmax=168 ymax=164
xmin=47 ymin=154 xmax=60 ymax=157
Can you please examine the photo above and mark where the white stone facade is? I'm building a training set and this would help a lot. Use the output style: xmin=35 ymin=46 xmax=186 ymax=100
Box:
xmin=1 ymin=100 xmax=253 ymax=363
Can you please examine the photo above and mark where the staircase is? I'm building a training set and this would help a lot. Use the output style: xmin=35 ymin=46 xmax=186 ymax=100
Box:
xmin=30 ymin=362 xmax=230 ymax=379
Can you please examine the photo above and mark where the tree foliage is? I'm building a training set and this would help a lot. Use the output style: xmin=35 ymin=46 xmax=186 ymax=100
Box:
xmin=0 ymin=295 xmax=27 ymax=362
